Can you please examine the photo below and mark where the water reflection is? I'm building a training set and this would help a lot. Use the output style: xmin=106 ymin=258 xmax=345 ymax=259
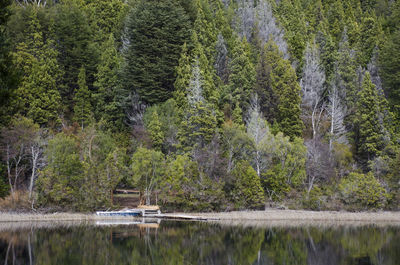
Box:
xmin=0 ymin=220 xmax=399 ymax=265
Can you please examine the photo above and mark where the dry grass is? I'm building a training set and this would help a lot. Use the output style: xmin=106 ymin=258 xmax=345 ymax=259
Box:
xmin=187 ymin=209 xmax=400 ymax=223
xmin=0 ymin=191 xmax=31 ymax=211
xmin=0 ymin=212 xmax=141 ymax=223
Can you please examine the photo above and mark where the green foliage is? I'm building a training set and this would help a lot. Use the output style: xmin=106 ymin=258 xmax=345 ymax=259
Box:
xmin=229 ymin=161 xmax=264 ymax=209
xmin=0 ymin=0 xmax=16 ymax=126
xmin=12 ymin=9 xmax=61 ymax=127
xmin=130 ymin=147 xmax=165 ymax=205
xmin=122 ymin=0 xmax=191 ymax=104
xmin=73 ymin=67 xmax=92 ymax=129
xmin=262 ymin=135 xmax=307 ymax=200
xmin=146 ymin=109 xmax=165 ymax=151
xmin=355 ymin=72 xmax=385 ymax=164
xmin=93 ymin=33 xmax=124 ymax=131
xmin=54 ymin=1 xmax=98 ymax=114
xmin=379 ymin=27 xmax=400 ymax=116
xmin=339 ymin=172 xmax=388 ymax=209
xmin=273 ymin=57 xmax=304 ymax=139
xmin=227 ymin=37 xmax=256 ymax=112
xmin=37 ymin=133 xmax=83 ymax=208
xmin=37 ymin=128 xmax=125 ymax=211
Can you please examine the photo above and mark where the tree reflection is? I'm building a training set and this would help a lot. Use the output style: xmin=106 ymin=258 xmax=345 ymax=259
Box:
xmin=0 ymin=223 xmax=399 ymax=265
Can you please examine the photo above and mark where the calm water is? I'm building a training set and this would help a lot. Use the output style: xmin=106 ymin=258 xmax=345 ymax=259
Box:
xmin=0 ymin=220 xmax=399 ymax=265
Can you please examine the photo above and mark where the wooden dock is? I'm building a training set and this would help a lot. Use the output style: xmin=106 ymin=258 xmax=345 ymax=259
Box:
xmin=144 ymin=213 xmax=218 ymax=221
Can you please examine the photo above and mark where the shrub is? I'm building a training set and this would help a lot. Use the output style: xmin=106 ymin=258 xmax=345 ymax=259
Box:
xmin=229 ymin=161 xmax=265 ymax=209
xmin=339 ymin=172 xmax=388 ymax=210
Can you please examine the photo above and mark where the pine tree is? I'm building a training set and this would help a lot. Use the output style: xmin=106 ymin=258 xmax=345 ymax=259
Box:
xmin=255 ymin=39 xmax=281 ymax=123
xmin=93 ymin=33 xmax=123 ymax=130
xmin=355 ymin=72 xmax=383 ymax=163
xmin=147 ymin=110 xmax=164 ymax=151
xmin=174 ymin=43 xmax=192 ymax=110
xmin=274 ymin=57 xmax=304 ymax=140
xmin=227 ymin=36 xmax=256 ymax=113
xmin=73 ymin=67 xmax=92 ymax=129
xmin=379 ymin=28 xmax=400 ymax=116
xmin=54 ymin=1 xmax=98 ymax=114
xmin=0 ymin=0 xmax=16 ymax=126
xmin=274 ymin=0 xmax=308 ymax=67
xmin=357 ymin=15 xmax=381 ymax=67
xmin=12 ymin=9 xmax=61 ymax=127
xmin=178 ymin=59 xmax=217 ymax=151
xmin=121 ymin=0 xmax=191 ymax=104
xmin=334 ymin=31 xmax=358 ymax=124
xmin=255 ymin=39 xmax=303 ymax=139
xmin=326 ymin=0 xmax=345 ymax=43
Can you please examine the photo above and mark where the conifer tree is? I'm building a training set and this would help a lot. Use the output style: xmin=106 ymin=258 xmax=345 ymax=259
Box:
xmin=274 ymin=0 xmax=308 ymax=67
xmin=12 ymin=9 xmax=61 ymax=127
xmin=355 ymin=72 xmax=383 ymax=163
xmin=274 ymin=57 xmax=304 ymax=140
xmin=178 ymin=59 xmax=217 ymax=151
xmin=379 ymin=28 xmax=400 ymax=116
xmin=334 ymin=31 xmax=358 ymax=124
xmin=255 ymin=39 xmax=303 ymax=138
xmin=228 ymin=36 xmax=256 ymax=113
xmin=54 ymin=1 xmax=98 ymax=114
xmin=74 ymin=67 xmax=92 ymax=129
xmin=122 ymin=0 xmax=191 ymax=104
xmin=93 ymin=33 xmax=123 ymax=130
xmin=174 ymin=43 xmax=192 ymax=110
xmin=255 ymin=39 xmax=281 ymax=122
xmin=147 ymin=110 xmax=164 ymax=151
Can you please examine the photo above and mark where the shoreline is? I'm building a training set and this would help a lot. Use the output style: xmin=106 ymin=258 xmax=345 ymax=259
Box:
xmin=0 ymin=209 xmax=399 ymax=223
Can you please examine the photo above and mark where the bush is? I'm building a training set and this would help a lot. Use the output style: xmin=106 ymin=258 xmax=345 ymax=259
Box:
xmin=339 ymin=172 xmax=388 ymax=210
xmin=302 ymin=186 xmax=324 ymax=210
xmin=229 ymin=161 xmax=265 ymax=209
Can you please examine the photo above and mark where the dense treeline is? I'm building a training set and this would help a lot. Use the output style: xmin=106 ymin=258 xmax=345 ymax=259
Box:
xmin=0 ymin=0 xmax=399 ymax=211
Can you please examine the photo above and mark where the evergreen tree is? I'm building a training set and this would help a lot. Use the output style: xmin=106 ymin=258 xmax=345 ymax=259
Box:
xmin=274 ymin=0 xmax=308 ymax=68
xmin=178 ymin=59 xmax=217 ymax=151
xmin=334 ymin=31 xmax=358 ymax=124
xmin=357 ymin=15 xmax=381 ymax=67
xmin=355 ymin=72 xmax=383 ymax=164
xmin=227 ymin=36 xmax=256 ymax=113
xmin=147 ymin=110 xmax=164 ymax=151
xmin=379 ymin=28 xmax=400 ymax=116
xmin=54 ymin=1 xmax=98 ymax=114
xmin=0 ymin=0 xmax=16 ymax=126
xmin=274 ymin=58 xmax=304 ymax=139
xmin=12 ymin=9 xmax=61 ymax=127
xmin=174 ymin=43 xmax=192 ymax=110
xmin=73 ymin=67 xmax=92 ymax=129
xmin=255 ymin=39 xmax=281 ymax=123
xmin=326 ymin=0 xmax=345 ymax=43
xmin=122 ymin=0 xmax=191 ymax=104
xmin=93 ymin=33 xmax=123 ymax=130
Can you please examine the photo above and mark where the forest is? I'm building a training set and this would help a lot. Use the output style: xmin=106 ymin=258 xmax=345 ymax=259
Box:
xmin=0 ymin=0 xmax=399 ymax=212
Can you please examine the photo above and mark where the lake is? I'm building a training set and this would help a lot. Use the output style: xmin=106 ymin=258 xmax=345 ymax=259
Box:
xmin=0 ymin=219 xmax=399 ymax=264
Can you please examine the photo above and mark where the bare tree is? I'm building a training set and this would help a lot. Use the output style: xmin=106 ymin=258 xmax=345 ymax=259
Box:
xmin=236 ymin=0 xmax=289 ymax=59
xmin=305 ymin=138 xmax=334 ymax=195
xmin=327 ymin=82 xmax=347 ymax=151
xmin=246 ymin=94 xmax=271 ymax=176
xmin=0 ymin=117 xmax=39 ymax=196
xmin=15 ymin=0 xmax=47 ymax=7
xmin=28 ymin=129 xmax=46 ymax=200
xmin=300 ymin=41 xmax=326 ymax=139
